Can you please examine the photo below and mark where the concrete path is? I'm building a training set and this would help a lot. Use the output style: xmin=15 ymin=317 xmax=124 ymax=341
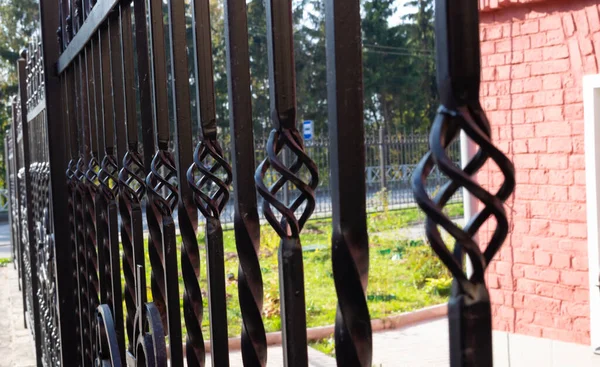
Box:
xmin=0 ymin=266 xmax=36 ymax=367
xmin=0 ymin=222 xmax=12 ymax=259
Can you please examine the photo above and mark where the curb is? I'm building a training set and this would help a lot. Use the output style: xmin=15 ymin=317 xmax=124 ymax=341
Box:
xmin=203 ymin=303 xmax=448 ymax=353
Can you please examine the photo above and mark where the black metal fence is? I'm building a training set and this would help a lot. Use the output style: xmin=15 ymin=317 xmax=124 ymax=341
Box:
xmin=5 ymin=0 xmax=513 ymax=366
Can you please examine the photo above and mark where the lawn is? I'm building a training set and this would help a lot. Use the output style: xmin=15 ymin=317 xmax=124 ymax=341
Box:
xmin=141 ymin=203 xmax=462 ymax=339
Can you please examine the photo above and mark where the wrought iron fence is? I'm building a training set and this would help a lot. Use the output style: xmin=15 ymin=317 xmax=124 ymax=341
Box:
xmin=5 ymin=0 xmax=513 ymax=366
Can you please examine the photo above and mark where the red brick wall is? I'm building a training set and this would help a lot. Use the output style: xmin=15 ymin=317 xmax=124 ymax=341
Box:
xmin=478 ymin=0 xmax=599 ymax=344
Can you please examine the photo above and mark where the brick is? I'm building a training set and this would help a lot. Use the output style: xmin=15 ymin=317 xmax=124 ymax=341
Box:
xmin=534 ymin=251 xmax=551 ymax=266
xmin=542 ymin=45 xmax=569 ymax=60
xmin=542 ymin=74 xmax=562 ymax=90
xmin=565 ymin=104 xmax=584 ymax=119
xmin=586 ymin=5 xmax=600 ymax=32
xmin=563 ymin=14 xmax=576 ymax=37
xmin=553 ymin=285 xmax=575 ymax=301
xmin=534 ymin=90 xmax=564 ymax=107
xmin=524 ymin=108 xmax=543 ymax=122
xmin=524 ymin=49 xmax=543 ymax=62
xmin=538 ymin=155 xmax=568 ymax=170
xmin=545 ymin=30 xmax=564 ymax=46
xmin=495 ymin=39 xmax=511 ymax=53
xmin=514 ymin=249 xmax=534 ymax=265
xmin=497 ymin=65 xmax=511 ymax=81
xmin=536 ymin=122 xmax=570 ymax=137
xmin=548 ymin=169 xmax=573 ymax=186
xmin=571 ymin=255 xmax=589 ymax=271
xmin=487 ymin=25 xmax=503 ymax=40
xmin=574 ymin=289 xmax=589 ymax=302
xmin=514 ymin=155 xmax=537 ymax=169
xmin=512 ymin=64 xmax=531 ymax=79
xmin=530 ymin=219 xmax=549 ymax=236
xmin=552 ymin=253 xmax=572 ymax=269
xmin=547 ymin=137 xmax=573 ymax=153
xmin=521 ymin=20 xmax=539 ymax=35
xmin=569 ymin=186 xmax=586 ymax=203
xmin=513 ymin=36 xmax=531 ymax=50
xmin=569 ymin=155 xmax=585 ymax=170
xmin=482 ymin=67 xmax=495 ymax=81
xmin=524 ymin=266 xmax=560 ymax=283
xmin=529 ymin=169 xmax=549 ymax=184
xmin=528 ymin=138 xmax=547 ymax=153
xmin=513 ymin=140 xmax=527 ymax=153
xmin=513 ymin=219 xmax=530 ymax=234
xmin=481 ymin=41 xmax=495 ymax=55
xmin=523 ymin=294 xmax=561 ymax=313
xmin=580 ymin=38 xmax=594 ymax=56
xmin=513 ymin=125 xmax=535 ymax=139
xmin=574 ymin=170 xmax=586 ymax=185
xmin=574 ymin=9 xmax=590 ymax=36
xmin=574 ymin=317 xmax=591 ymax=332
xmin=531 ymin=32 xmax=547 ymax=48
xmin=562 ymin=302 xmax=589 ymax=318
xmin=516 ymin=324 xmax=543 ymax=338
xmin=549 ymin=222 xmax=568 ymax=237
xmin=489 ymin=53 xmax=506 ymax=66
xmin=531 ymin=60 xmax=571 ymax=76
xmin=533 ymin=311 xmax=555 ymax=328
xmin=516 ymin=309 xmax=535 ymax=324
xmin=568 ymin=223 xmax=588 ymax=240
xmin=561 ymin=271 xmax=588 ymax=286
xmin=540 ymin=15 xmax=562 ymax=31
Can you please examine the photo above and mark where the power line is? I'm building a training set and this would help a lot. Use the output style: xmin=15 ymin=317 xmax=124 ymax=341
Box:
xmin=363 ymin=43 xmax=433 ymax=54
xmin=363 ymin=49 xmax=434 ymax=58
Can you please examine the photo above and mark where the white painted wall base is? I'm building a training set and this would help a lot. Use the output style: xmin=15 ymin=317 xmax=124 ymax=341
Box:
xmin=494 ymin=330 xmax=600 ymax=367
xmin=583 ymin=74 xmax=600 ymax=349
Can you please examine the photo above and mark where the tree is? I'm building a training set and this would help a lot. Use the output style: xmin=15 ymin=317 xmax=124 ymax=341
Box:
xmin=0 ymin=0 xmax=39 ymax=186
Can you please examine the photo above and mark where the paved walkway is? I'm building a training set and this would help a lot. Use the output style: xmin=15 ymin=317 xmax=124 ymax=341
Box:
xmin=0 ymin=266 xmax=36 ymax=367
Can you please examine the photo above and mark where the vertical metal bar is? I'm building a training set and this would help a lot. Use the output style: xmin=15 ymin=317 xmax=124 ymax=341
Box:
xmin=10 ymin=101 xmax=25 ymax=328
xmin=256 ymin=1 xmax=319 ymax=365
xmin=325 ymin=0 xmax=372 ymax=365
xmin=17 ymin=56 xmax=43 ymax=366
xmin=164 ymin=0 xmax=194 ymax=364
xmin=224 ymin=0 xmax=266 ymax=364
xmin=37 ymin=0 xmax=78 ymax=363
xmin=187 ymin=0 xmax=233 ymax=364
xmin=146 ymin=0 xmax=183 ymax=364
xmin=411 ymin=1 xmax=516 ymax=366
xmin=116 ymin=1 xmax=144 ymax=360
xmin=66 ymin=53 xmax=86 ymax=366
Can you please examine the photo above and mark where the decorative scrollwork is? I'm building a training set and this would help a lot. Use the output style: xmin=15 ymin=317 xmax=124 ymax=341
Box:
xmin=255 ymin=128 xmax=318 ymax=238
xmin=412 ymin=105 xmax=515 ymax=296
xmin=187 ymin=138 xmax=232 ymax=218
xmin=118 ymin=149 xmax=146 ymax=351
xmin=99 ymin=154 xmax=119 ymax=200
xmin=95 ymin=305 xmax=123 ymax=367
xmin=145 ymin=149 xmax=178 ymax=328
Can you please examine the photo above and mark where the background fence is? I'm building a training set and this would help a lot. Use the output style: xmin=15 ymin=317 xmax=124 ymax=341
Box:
xmin=215 ymin=128 xmax=462 ymax=224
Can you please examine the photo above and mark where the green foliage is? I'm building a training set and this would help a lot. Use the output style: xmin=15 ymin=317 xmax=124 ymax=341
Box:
xmin=0 ymin=0 xmax=38 ymax=187
xmin=309 ymin=335 xmax=336 ymax=357
xmin=424 ymin=277 xmax=453 ymax=297
xmin=404 ymin=243 xmax=451 ymax=288
xmin=0 ymin=257 xmax=11 ymax=267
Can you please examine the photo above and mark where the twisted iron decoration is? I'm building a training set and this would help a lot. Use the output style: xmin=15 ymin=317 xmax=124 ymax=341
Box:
xmin=223 ymin=0 xmax=267 ymax=364
xmin=146 ymin=149 xmax=178 ymax=329
xmin=256 ymin=128 xmax=318 ymax=239
xmin=185 ymin=137 xmax=232 ymax=365
xmin=411 ymin=1 xmax=515 ymax=366
xmin=118 ymin=150 xmax=146 ymax=351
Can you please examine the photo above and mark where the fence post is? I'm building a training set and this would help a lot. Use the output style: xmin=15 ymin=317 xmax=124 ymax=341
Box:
xmin=379 ymin=126 xmax=387 ymax=193
xmin=37 ymin=0 xmax=77 ymax=364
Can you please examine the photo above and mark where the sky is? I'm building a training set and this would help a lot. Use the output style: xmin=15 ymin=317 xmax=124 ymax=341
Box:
xmin=389 ymin=0 xmax=416 ymax=27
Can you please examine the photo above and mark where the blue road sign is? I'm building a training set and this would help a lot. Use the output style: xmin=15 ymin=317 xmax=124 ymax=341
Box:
xmin=303 ymin=120 xmax=313 ymax=140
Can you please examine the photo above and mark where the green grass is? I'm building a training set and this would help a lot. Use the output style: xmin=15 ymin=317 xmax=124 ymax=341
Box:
xmin=0 ymin=258 xmax=11 ymax=267
xmin=141 ymin=203 xmax=462 ymax=339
